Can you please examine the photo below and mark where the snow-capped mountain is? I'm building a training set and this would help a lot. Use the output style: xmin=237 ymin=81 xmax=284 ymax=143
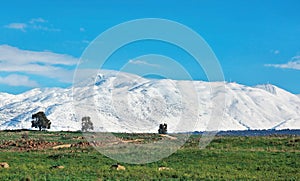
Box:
xmin=0 ymin=70 xmax=299 ymax=132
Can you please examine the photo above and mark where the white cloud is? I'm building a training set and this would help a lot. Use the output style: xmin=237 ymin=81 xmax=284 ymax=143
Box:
xmin=270 ymin=49 xmax=280 ymax=55
xmin=31 ymin=25 xmax=60 ymax=32
xmin=29 ymin=18 xmax=46 ymax=24
xmin=0 ymin=45 xmax=78 ymax=83
xmin=4 ymin=18 xmax=60 ymax=32
xmin=129 ymin=59 xmax=160 ymax=67
xmin=80 ymin=27 xmax=85 ymax=32
xmin=4 ymin=23 xmax=27 ymax=31
xmin=0 ymin=45 xmax=77 ymax=65
xmin=265 ymin=56 xmax=300 ymax=70
xmin=0 ymin=74 xmax=39 ymax=87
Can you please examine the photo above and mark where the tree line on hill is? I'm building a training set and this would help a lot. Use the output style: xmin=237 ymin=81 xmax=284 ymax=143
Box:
xmin=31 ymin=111 xmax=167 ymax=134
xmin=31 ymin=111 xmax=94 ymax=132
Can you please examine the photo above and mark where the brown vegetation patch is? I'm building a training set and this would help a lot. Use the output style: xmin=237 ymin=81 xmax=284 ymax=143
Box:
xmin=71 ymin=141 xmax=90 ymax=148
xmin=0 ymin=139 xmax=63 ymax=151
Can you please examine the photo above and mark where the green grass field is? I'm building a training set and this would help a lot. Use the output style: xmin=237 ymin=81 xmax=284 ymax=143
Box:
xmin=0 ymin=130 xmax=299 ymax=180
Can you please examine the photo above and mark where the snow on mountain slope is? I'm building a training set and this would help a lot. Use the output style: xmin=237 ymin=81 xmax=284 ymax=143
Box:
xmin=0 ymin=70 xmax=300 ymax=132
xmin=224 ymin=83 xmax=300 ymax=130
xmin=0 ymin=87 xmax=78 ymax=130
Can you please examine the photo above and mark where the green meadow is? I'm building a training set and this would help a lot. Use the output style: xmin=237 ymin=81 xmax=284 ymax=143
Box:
xmin=0 ymin=130 xmax=299 ymax=180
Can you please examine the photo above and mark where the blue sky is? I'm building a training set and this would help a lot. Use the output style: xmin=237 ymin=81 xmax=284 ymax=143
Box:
xmin=0 ymin=0 xmax=300 ymax=94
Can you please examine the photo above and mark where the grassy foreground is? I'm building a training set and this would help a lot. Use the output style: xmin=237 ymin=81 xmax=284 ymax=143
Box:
xmin=0 ymin=130 xmax=299 ymax=180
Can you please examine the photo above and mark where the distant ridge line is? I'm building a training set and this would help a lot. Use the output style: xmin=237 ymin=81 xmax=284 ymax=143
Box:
xmin=189 ymin=129 xmax=300 ymax=136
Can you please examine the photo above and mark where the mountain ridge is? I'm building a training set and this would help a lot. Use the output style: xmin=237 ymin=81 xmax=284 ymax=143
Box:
xmin=1 ymin=70 xmax=299 ymax=132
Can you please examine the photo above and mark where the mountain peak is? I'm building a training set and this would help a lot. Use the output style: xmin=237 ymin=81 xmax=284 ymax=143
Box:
xmin=255 ymin=84 xmax=278 ymax=95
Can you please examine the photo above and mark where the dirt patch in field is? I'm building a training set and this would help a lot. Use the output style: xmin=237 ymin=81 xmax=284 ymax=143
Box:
xmin=0 ymin=139 xmax=93 ymax=151
xmin=159 ymin=134 xmax=178 ymax=140
xmin=52 ymin=144 xmax=72 ymax=149
xmin=0 ymin=139 xmax=63 ymax=151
